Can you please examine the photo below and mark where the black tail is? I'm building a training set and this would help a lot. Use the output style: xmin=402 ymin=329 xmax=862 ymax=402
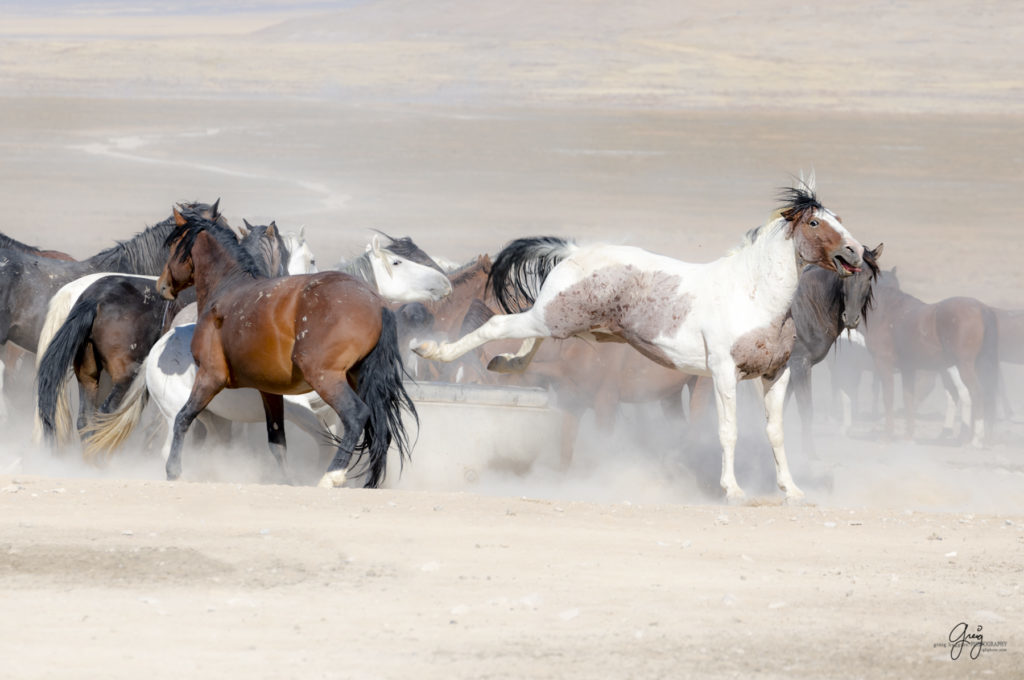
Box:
xmin=487 ymin=236 xmax=575 ymax=313
xmin=350 ymin=307 xmax=418 ymax=488
xmin=37 ymin=298 xmax=97 ymax=442
xmin=977 ymin=305 xmax=1000 ymax=429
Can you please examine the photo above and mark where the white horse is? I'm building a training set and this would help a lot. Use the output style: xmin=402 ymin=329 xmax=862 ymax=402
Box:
xmin=415 ymin=181 xmax=864 ymax=502
xmin=84 ymin=234 xmax=451 ymax=472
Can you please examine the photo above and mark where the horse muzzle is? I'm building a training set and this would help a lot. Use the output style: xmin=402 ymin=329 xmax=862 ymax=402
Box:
xmin=156 ymin=280 xmax=178 ymax=300
xmin=831 ymin=244 xmax=863 ymax=277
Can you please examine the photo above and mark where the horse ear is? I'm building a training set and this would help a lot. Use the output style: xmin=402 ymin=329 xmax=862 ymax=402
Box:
xmin=371 ymin=233 xmax=382 ymax=256
xmin=800 ymin=169 xmax=816 ymax=192
xmin=173 ymin=206 xmax=186 ymax=227
xmin=239 ymin=219 xmax=251 ymax=237
xmin=299 ymin=225 xmax=306 ymax=239
xmin=211 ymin=198 xmax=221 ymax=217
xmin=872 ymin=242 xmax=884 ymax=260
xmin=268 ymin=221 xmax=278 ymax=237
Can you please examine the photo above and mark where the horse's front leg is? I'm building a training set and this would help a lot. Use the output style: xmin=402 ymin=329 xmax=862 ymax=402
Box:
xmin=259 ymin=391 xmax=291 ymax=484
xmin=901 ymin=368 xmax=917 ymax=440
xmin=877 ymin=362 xmax=896 ymax=439
xmin=415 ymin=311 xmax=548 ymax=364
xmin=166 ymin=372 xmax=225 ymax=481
xmin=788 ymin=359 xmax=817 ymax=460
xmin=761 ymin=368 xmax=804 ymax=502
xmin=709 ymin=365 xmax=743 ymax=502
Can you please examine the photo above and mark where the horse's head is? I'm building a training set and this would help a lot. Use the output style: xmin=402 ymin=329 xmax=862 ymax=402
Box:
xmin=239 ymin=219 xmax=291 ymax=277
xmin=839 ymin=242 xmax=883 ymax=329
xmin=283 ymin=226 xmax=318 ymax=275
xmin=780 ymin=181 xmax=863 ymax=277
xmin=366 ymin=234 xmax=453 ymax=303
xmin=157 ymin=208 xmax=197 ymax=300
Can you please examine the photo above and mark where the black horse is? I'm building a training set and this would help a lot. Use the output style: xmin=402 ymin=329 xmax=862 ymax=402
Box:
xmin=0 ymin=200 xmax=224 ymax=356
xmin=36 ymin=219 xmax=291 ymax=446
xmin=786 ymin=244 xmax=882 ymax=457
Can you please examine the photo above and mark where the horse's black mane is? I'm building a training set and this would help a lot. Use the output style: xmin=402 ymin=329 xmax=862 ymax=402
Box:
xmin=447 ymin=255 xmax=489 ymax=287
xmin=373 ymin=231 xmax=444 ymax=273
xmin=0 ymin=231 xmax=47 ymax=254
xmin=777 ymin=185 xmax=823 ymax=222
xmin=88 ymin=201 xmax=222 ymax=275
xmin=166 ymin=208 xmax=263 ymax=278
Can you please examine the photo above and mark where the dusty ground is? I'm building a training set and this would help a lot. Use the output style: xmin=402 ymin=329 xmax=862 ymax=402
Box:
xmin=1 ymin=2 xmax=1023 ymax=678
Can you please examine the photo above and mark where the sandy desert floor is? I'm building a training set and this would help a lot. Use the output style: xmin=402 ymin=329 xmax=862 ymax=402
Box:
xmin=1 ymin=2 xmax=1023 ymax=678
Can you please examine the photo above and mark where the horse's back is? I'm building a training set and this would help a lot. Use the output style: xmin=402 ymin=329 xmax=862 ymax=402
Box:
xmin=203 ymin=271 xmax=385 ymax=390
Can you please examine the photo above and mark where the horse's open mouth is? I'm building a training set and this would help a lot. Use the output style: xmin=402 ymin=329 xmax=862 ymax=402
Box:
xmin=833 ymin=254 xmax=862 ymax=276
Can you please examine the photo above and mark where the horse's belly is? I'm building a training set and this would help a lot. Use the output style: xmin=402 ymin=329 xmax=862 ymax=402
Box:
xmin=207 ymin=388 xmax=267 ymax=422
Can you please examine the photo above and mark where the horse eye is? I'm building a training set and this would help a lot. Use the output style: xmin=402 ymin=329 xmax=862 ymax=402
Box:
xmin=392 ymin=259 xmax=401 ymax=266
xmin=809 ymin=219 xmax=819 ymax=227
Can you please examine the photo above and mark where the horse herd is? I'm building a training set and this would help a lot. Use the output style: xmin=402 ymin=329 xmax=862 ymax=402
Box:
xmin=0 ymin=180 xmax=1017 ymax=501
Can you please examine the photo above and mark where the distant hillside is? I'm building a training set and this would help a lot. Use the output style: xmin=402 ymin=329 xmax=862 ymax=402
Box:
xmin=1 ymin=0 xmax=1021 ymax=113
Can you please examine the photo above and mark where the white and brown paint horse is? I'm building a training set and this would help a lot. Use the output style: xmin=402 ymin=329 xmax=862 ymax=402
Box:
xmin=416 ymin=182 xmax=864 ymax=502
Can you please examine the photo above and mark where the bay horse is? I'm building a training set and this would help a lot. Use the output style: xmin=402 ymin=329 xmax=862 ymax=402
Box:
xmin=864 ymin=270 xmax=999 ymax=446
xmin=155 ymin=209 xmax=428 ymax=488
xmin=35 ymin=221 xmax=296 ymax=447
xmin=81 ymin=232 xmax=453 ymax=472
xmin=416 ymin=181 xmax=864 ymax=502
xmin=785 ymin=244 xmax=882 ymax=457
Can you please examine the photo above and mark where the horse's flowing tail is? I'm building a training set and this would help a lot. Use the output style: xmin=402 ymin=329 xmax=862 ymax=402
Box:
xmin=350 ymin=307 xmax=418 ymax=488
xmin=79 ymin=357 xmax=150 ymax=462
xmin=487 ymin=236 xmax=577 ymax=313
xmin=36 ymin=299 xmax=99 ymax=446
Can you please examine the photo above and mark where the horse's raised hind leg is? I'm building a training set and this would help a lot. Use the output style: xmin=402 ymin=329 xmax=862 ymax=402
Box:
xmin=415 ymin=310 xmax=549 ymax=364
xmin=761 ymin=370 xmax=804 ymax=502
xmin=709 ymin=366 xmax=743 ymax=502
xmin=487 ymin=337 xmax=545 ymax=373
xmin=166 ymin=373 xmax=225 ymax=481
xmin=259 ymin=391 xmax=291 ymax=484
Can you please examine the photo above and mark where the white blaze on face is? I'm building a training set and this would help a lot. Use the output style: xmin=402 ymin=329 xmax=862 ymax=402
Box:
xmin=820 ymin=209 xmax=864 ymax=259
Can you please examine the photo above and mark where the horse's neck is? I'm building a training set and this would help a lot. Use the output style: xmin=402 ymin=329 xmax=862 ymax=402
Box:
xmin=85 ymin=221 xmax=173 ymax=275
xmin=792 ymin=269 xmax=842 ymax=343
xmin=338 ymin=253 xmax=377 ymax=291
xmin=728 ymin=221 xmax=802 ymax=315
xmin=192 ymin=235 xmax=247 ymax=310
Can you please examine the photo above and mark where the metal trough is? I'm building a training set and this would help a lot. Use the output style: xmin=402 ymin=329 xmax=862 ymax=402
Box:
xmin=385 ymin=381 xmax=563 ymax=490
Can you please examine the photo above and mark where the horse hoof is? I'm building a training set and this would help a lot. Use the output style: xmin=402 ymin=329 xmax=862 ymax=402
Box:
xmin=413 ymin=341 xmax=439 ymax=359
xmin=783 ymin=491 xmax=808 ymax=506
xmin=724 ymin=488 xmax=746 ymax=505
xmin=486 ymin=354 xmax=522 ymax=373
xmin=318 ymin=470 xmax=347 ymax=488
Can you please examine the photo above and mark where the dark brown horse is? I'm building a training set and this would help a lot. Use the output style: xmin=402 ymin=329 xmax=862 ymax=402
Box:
xmin=36 ymin=222 xmax=292 ymax=447
xmin=156 ymin=208 xmax=415 ymax=488
xmin=864 ymin=270 xmax=999 ymax=446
